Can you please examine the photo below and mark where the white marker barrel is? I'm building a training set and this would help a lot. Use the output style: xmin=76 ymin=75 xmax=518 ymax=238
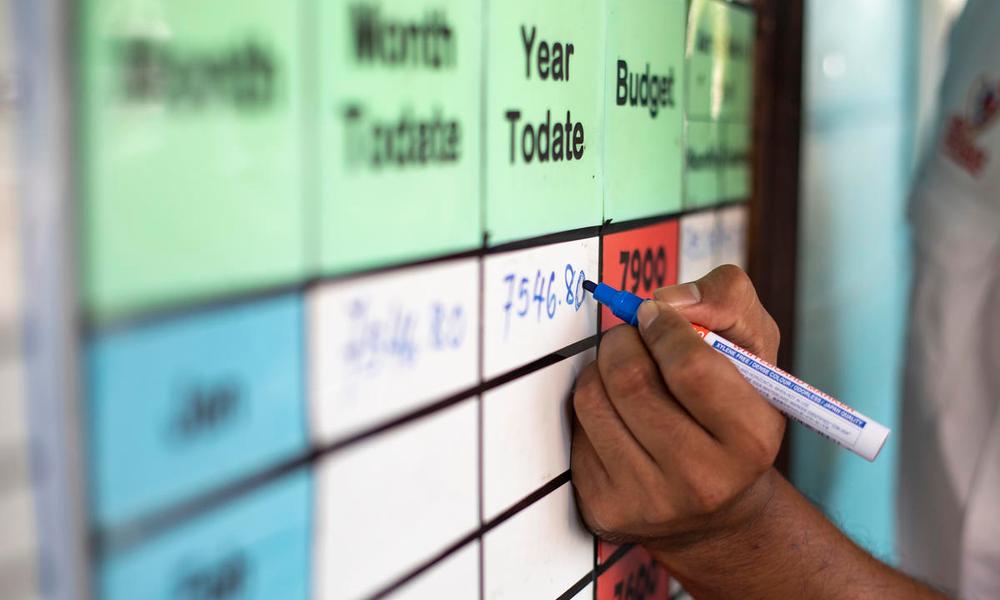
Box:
xmin=693 ymin=326 xmax=890 ymax=462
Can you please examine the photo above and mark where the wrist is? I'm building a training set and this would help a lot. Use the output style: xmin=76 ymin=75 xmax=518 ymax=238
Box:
xmin=646 ymin=468 xmax=779 ymax=559
xmin=643 ymin=470 xmax=948 ymax=600
xmin=645 ymin=469 xmax=794 ymax=599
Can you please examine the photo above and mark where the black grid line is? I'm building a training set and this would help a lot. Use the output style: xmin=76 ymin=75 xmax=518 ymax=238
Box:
xmin=365 ymin=474 xmax=646 ymax=600
xmin=80 ymin=204 xmax=745 ymax=336
xmin=556 ymin=571 xmax=595 ymax=600
xmin=553 ymin=542 xmax=637 ymax=600
xmin=366 ymin=471 xmax=568 ymax=600
xmin=91 ymin=333 xmax=599 ymax=556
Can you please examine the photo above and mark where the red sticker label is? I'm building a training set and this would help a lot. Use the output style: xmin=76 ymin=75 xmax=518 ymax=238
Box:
xmin=597 ymin=542 xmax=671 ymax=600
xmin=600 ymin=220 xmax=679 ymax=331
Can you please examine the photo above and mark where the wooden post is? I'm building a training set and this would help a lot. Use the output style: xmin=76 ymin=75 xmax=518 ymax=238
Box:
xmin=747 ymin=0 xmax=805 ymax=474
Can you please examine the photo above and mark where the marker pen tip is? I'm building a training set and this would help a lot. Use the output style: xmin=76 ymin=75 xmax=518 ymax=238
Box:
xmin=582 ymin=280 xmax=597 ymax=294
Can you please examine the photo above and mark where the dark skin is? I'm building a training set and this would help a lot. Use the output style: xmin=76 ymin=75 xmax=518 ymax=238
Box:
xmin=571 ymin=265 xmax=946 ymax=599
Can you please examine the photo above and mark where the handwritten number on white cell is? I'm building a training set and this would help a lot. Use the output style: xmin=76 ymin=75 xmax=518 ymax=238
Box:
xmin=502 ymin=263 xmax=586 ymax=338
xmin=344 ymin=299 xmax=467 ymax=373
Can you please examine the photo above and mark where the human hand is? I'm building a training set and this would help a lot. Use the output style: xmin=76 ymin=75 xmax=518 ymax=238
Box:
xmin=571 ymin=265 xmax=785 ymax=550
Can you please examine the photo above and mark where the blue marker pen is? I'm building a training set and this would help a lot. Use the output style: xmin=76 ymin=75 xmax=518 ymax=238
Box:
xmin=582 ymin=280 xmax=890 ymax=462
xmin=582 ymin=280 xmax=644 ymax=326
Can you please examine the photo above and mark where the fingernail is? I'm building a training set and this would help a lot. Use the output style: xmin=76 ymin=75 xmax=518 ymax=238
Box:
xmin=637 ymin=301 xmax=659 ymax=330
xmin=656 ymin=282 xmax=701 ymax=308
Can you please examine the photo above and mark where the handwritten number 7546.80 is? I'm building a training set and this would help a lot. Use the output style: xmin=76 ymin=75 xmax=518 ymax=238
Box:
xmin=503 ymin=264 xmax=585 ymax=337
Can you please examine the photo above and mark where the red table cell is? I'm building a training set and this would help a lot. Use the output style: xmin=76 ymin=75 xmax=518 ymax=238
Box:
xmin=597 ymin=542 xmax=671 ymax=600
xmin=600 ymin=220 xmax=679 ymax=331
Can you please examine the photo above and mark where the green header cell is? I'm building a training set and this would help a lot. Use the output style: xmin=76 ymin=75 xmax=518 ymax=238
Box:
xmin=686 ymin=0 xmax=755 ymax=122
xmin=317 ymin=0 xmax=483 ymax=274
xmin=485 ymin=0 xmax=605 ymax=245
xmin=726 ymin=5 xmax=755 ymax=122
xmin=684 ymin=120 xmax=722 ymax=208
xmin=79 ymin=0 xmax=308 ymax=319
xmin=604 ymin=0 xmax=686 ymax=222
xmin=722 ymin=122 xmax=751 ymax=201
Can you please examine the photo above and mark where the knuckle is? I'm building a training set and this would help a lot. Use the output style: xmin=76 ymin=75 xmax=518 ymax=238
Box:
xmin=710 ymin=265 xmax=757 ymax=318
xmin=688 ymin=473 xmax=732 ymax=514
xmin=762 ymin=415 xmax=786 ymax=461
xmin=744 ymin=429 xmax=782 ymax=470
xmin=583 ymin=496 xmax=624 ymax=538
xmin=764 ymin=316 xmax=781 ymax=355
xmin=604 ymin=358 xmax=661 ymax=399
xmin=713 ymin=264 xmax=754 ymax=300
xmin=732 ymin=274 xmax=757 ymax=312
xmin=715 ymin=263 xmax=752 ymax=288
xmin=764 ymin=322 xmax=781 ymax=360
xmin=663 ymin=347 xmax=714 ymax=390
xmin=640 ymin=489 xmax=676 ymax=527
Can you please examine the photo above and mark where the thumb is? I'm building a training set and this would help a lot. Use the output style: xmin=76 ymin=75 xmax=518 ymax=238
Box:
xmin=653 ymin=266 xmax=780 ymax=362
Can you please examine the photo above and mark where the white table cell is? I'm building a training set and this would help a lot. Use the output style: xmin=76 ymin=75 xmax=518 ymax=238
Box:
xmin=483 ymin=349 xmax=594 ymax=520
xmin=483 ymin=238 xmax=599 ymax=379
xmin=678 ymin=211 xmax=718 ymax=284
xmin=314 ymin=399 xmax=479 ymax=600
xmin=387 ymin=541 xmax=479 ymax=600
xmin=714 ymin=205 xmax=748 ymax=271
xmin=309 ymin=258 xmax=480 ymax=442
xmin=483 ymin=483 xmax=593 ymax=600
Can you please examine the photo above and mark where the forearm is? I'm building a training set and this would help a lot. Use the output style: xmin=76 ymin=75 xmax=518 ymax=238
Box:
xmin=647 ymin=469 xmax=945 ymax=600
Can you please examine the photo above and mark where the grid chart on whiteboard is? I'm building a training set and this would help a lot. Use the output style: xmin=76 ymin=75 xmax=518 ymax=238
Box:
xmin=73 ymin=0 xmax=754 ymax=599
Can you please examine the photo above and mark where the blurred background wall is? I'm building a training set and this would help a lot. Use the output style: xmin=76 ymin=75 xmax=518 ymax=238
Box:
xmin=792 ymin=0 xmax=968 ymax=563
xmin=0 ymin=0 xmax=40 ymax=596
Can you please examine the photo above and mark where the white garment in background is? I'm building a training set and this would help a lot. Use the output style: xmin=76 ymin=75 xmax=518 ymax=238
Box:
xmin=899 ymin=0 xmax=1000 ymax=597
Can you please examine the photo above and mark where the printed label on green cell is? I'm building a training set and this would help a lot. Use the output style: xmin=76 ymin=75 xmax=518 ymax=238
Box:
xmin=726 ymin=5 xmax=755 ymax=122
xmin=685 ymin=120 xmax=722 ymax=208
xmin=79 ymin=0 xmax=308 ymax=319
xmin=722 ymin=123 xmax=751 ymax=201
xmin=686 ymin=0 xmax=755 ymax=122
xmin=604 ymin=0 xmax=686 ymax=222
xmin=317 ymin=0 xmax=482 ymax=274
xmin=485 ymin=0 xmax=604 ymax=245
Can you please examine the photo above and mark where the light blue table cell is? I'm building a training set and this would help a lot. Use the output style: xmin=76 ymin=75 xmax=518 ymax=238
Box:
xmin=86 ymin=294 xmax=307 ymax=528
xmin=99 ymin=469 xmax=312 ymax=600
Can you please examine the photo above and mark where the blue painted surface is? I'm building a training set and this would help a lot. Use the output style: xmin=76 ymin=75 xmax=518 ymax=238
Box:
xmin=793 ymin=0 xmax=919 ymax=564
xmin=99 ymin=469 xmax=312 ymax=600
xmin=86 ymin=294 xmax=308 ymax=528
